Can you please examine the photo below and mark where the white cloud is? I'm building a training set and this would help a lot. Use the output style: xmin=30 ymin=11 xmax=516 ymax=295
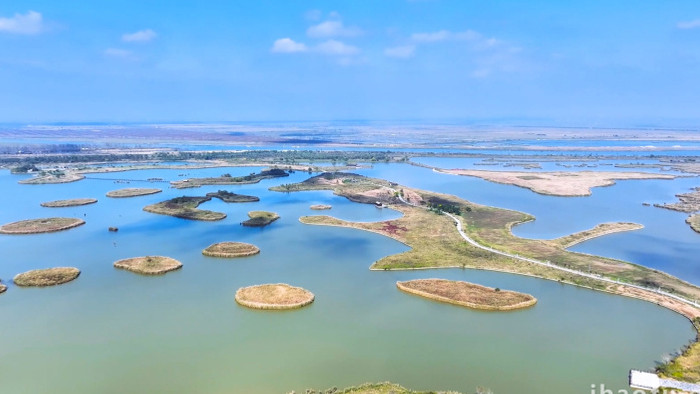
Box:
xmin=122 ymin=29 xmax=157 ymax=42
xmin=104 ymin=48 xmax=134 ymax=59
xmin=678 ymin=19 xmax=700 ymax=29
xmin=0 ymin=10 xmax=43 ymax=35
xmin=271 ymin=38 xmax=308 ymax=53
xmin=307 ymin=20 xmax=362 ymax=38
xmin=411 ymin=30 xmax=451 ymax=42
xmin=315 ymin=39 xmax=359 ymax=55
xmin=384 ymin=45 xmax=415 ymax=58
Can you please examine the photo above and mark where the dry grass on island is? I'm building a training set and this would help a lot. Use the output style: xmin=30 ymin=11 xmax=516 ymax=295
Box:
xmin=144 ymin=196 xmax=226 ymax=221
xmin=18 ymin=171 xmax=85 ymax=184
xmin=296 ymin=382 xmax=463 ymax=394
xmin=106 ymin=187 xmax=162 ymax=198
xmin=171 ymin=168 xmax=289 ymax=189
xmin=0 ymin=217 xmax=85 ymax=234
xmin=655 ymin=187 xmax=700 ymax=213
xmin=113 ymin=256 xmax=182 ymax=275
xmin=235 ymin=283 xmax=314 ymax=310
xmin=397 ymin=279 xmax=537 ymax=311
xmin=206 ymin=190 xmax=259 ymax=203
xmin=241 ymin=211 xmax=279 ymax=227
xmin=13 ymin=267 xmax=80 ymax=287
xmin=40 ymin=198 xmax=98 ymax=208
xmin=437 ymin=169 xmax=675 ymax=196
xmin=202 ymin=242 xmax=260 ymax=258
xmin=551 ymin=222 xmax=644 ymax=248
xmin=310 ymin=204 xmax=332 ymax=210
xmin=688 ymin=214 xmax=700 ymax=234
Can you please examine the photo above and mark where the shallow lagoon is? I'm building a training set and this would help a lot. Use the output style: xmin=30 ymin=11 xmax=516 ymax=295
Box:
xmin=0 ymin=165 xmax=695 ymax=393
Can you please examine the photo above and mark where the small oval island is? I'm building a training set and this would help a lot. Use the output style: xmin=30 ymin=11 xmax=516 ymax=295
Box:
xmin=106 ymin=188 xmax=162 ymax=198
xmin=241 ymin=211 xmax=280 ymax=227
xmin=13 ymin=267 xmax=80 ymax=287
xmin=40 ymin=198 xmax=98 ymax=208
xmin=0 ymin=282 xmax=6 ymax=294
xmin=0 ymin=217 xmax=85 ymax=234
xmin=114 ymin=256 xmax=183 ymax=275
xmin=310 ymin=204 xmax=332 ymax=210
xmin=397 ymin=279 xmax=537 ymax=311
xmin=202 ymin=242 xmax=260 ymax=258
xmin=235 ymin=283 xmax=315 ymax=310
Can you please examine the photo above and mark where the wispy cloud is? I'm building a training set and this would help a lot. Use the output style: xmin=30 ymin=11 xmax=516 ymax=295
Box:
xmin=316 ymin=39 xmax=359 ymax=55
xmin=305 ymin=9 xmax=322 ymax=21
xmin=384 ymin=45 xmax=415 ymax=58
xmin=411 ymin=30 xmax=451 ymax=42
xmin=104 ymin=48 xmax=135 ymax=60
xmin=307 ymin=20 xmax=362 ymax=38
xmin=0 ymin=10 xmax=44 ymax=35
xmin=411 ymin=29 xmax=489 ymax=45
xmin=122 ymin=29 xmax=157 ymax=42
xmin=271 ymin=38 xmax=308 ymax=53
xmin=677 ymin=19 xmax=700 ymax=30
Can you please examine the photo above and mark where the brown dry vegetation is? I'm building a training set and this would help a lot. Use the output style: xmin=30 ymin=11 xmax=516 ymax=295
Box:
xmin=310 ymin=204 xmax=332 ymax=210
xmin=106 ymin=188 xmax=162 ymax=198
xmin=688 ymin=214 xmax=700 ymax=234
xmin=143 ymin=196 xmax=226 ymax=221
xmin=171 ymin=168 xmax=288 ymax=189
xmin=551 ymin=222 xmax=644 ymax=248
xmin=299 ymin=382 xmax=462 ymax=394
xmin=202 ymin=242 xmax=260 ymax=258
xmin=439 ymin=169 xmax=675 ymax=196
xmin=40 ymin=198 xmax=98 ymax=207
xmin=397 ymin=279 xmax=537 ymax=310
xmin=235 ymin=283 xmax=314 ymax=310
xmin=113 ymin=256 xmax=182 ymax=275
xmin=655 ymin=187 xmax=700 ymax=213
xmin=0 ymin=217 xmax=85 ymax=234
xmin=13 ymin=267 xmax=80 ymax=286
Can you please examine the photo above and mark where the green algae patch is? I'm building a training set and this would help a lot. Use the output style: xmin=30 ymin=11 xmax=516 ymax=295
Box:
xmin=143 ymin=196 xmax=226 ymax=221
xmin=13 ymin=267 xmax=80 ymax=287
xmin=0 ymin=217 xmax=85 ymax=234
xmin=241 ymin=211 xmax=279 ymax=227
xmin=235 ymin=283 xmax=314 ymax=310
xmin=114 ymin=256 xmax=183 ymax=275
xmin=40 ymin=198 xmax=98 ymax=208
xmin=397 ymin=279 xmax=537 ymax=311
xmin=202 ymin=242 xmax=260 ymax=258
xmin=106 ymin=188 xmax=162 ymax=198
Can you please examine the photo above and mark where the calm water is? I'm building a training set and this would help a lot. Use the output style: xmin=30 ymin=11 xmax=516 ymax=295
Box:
xmin=0 ymin=165 xmax=695 ymax=393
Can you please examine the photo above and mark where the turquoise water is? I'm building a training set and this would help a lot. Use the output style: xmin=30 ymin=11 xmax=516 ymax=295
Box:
xmin=0 ymin=166 xmax=695 ymax=393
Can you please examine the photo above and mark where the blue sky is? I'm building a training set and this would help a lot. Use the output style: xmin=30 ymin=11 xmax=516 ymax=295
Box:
xmin=1 ymin=1 xmax=699 ymax=126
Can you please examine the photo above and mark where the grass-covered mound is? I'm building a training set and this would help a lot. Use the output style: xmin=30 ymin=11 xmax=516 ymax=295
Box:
xmin=143 ymin=196 xmax=226 ymax=221
xmin=13 ymin=267 xmax=80 ymax=287
xmin=106 ymin=188 xmax=162 ymax=198
xmin=235 ymin=283 xmax=314 ymax=310
xmin=40 ymin=198 xmax=98 ymax=207
xmin=0 ymin=217 xmax=85 ymax=234
xmin=113 ymin=256 xmax=182 ymax=275
xmin=202 ymin=242 xmax=260 ymax=258
xmin=241 ymin=211 xmax=279 ymax=227
xmin=397 ymin=279 xmax=536 ymax=311
xmin=310 ymin=204 xmax=332 ymax=210
xmin=205 ymin=190 xmax=260 ymax=202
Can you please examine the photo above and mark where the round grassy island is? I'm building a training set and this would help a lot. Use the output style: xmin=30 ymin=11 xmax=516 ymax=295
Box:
xmin=310 ymin=204 xmax=332 ymax=210
xmin=241 ymin=211 xmax=280 ymax=227
xmin=202 ymin=242 xmax=260 ymax=258
xmin=397 ymin=279 xmax=537 ymax=311
xmin=106 ymin=188 xmax=162 ymax=198
xmin=0 ymin=217 xmax=85 ymax=234
xmin=13 ymin=267 xmax=80 ymax=287
xmin=235 ymin=283 xmax=315 ymax=310
xmin=40 ymin=198 xmax=98 ymax=208
xmin=114 ymin=256 xmax=183 ymax=275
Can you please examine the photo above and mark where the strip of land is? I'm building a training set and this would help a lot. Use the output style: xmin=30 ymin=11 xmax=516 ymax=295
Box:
xmin=436 ymin=169 xmax=675 ymax=196
xmin=18 ymin=172 xmax=84 ymax=184
xmin=40 ymin=198 xmax=97 ymax=207
xmin=551 ymin=222 xmax=644 ymax=248
xmin=13 ymin=267 xmax=80 ymax=286
xmin=171 ymin=168 xmax=289 ymax=189
xmin=0 ymin=217 xmax=85 ymax=234
xmin=310 ymin=204 xmax=332 ymax=210
xmin=143 ymin=196 xmax=226 ymax=221
xmin=397 ymin=279 xmax=537 ymax=311
xmin=276 ymin=172 xmax=700 ymax=381
xmin=300 ymin=382 xmax=462 ymax=394
xmin=656 ymin=187 xmax=700 ymax=213
xmin=106 ymin=188 xmax=162 ymax=198
xmin=688 ymin=215 xmax=700 ymax=234
xmin=235 ymin=283 xmax=314 ymax=310
xmin=205 ymin=190 xmax=259 ymax=202
xmin=113 ymin=256 xmax=182 ymax=275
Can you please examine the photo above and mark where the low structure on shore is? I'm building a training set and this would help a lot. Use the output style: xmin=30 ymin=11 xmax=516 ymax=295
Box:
xmin=0 ymin=217 xmax=85 ymax=234
xmin=113 ymin=256 xmax=183 ymax=275
xmin=235 ymin=283 xmax=314 ymax=310
xmin=13 ymin=267 xmax=80 ymax=287
xmin=397 ymin=279 xmax=537 ymax=311
xmin=202 ymin=242 xmax=260 ymax=258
